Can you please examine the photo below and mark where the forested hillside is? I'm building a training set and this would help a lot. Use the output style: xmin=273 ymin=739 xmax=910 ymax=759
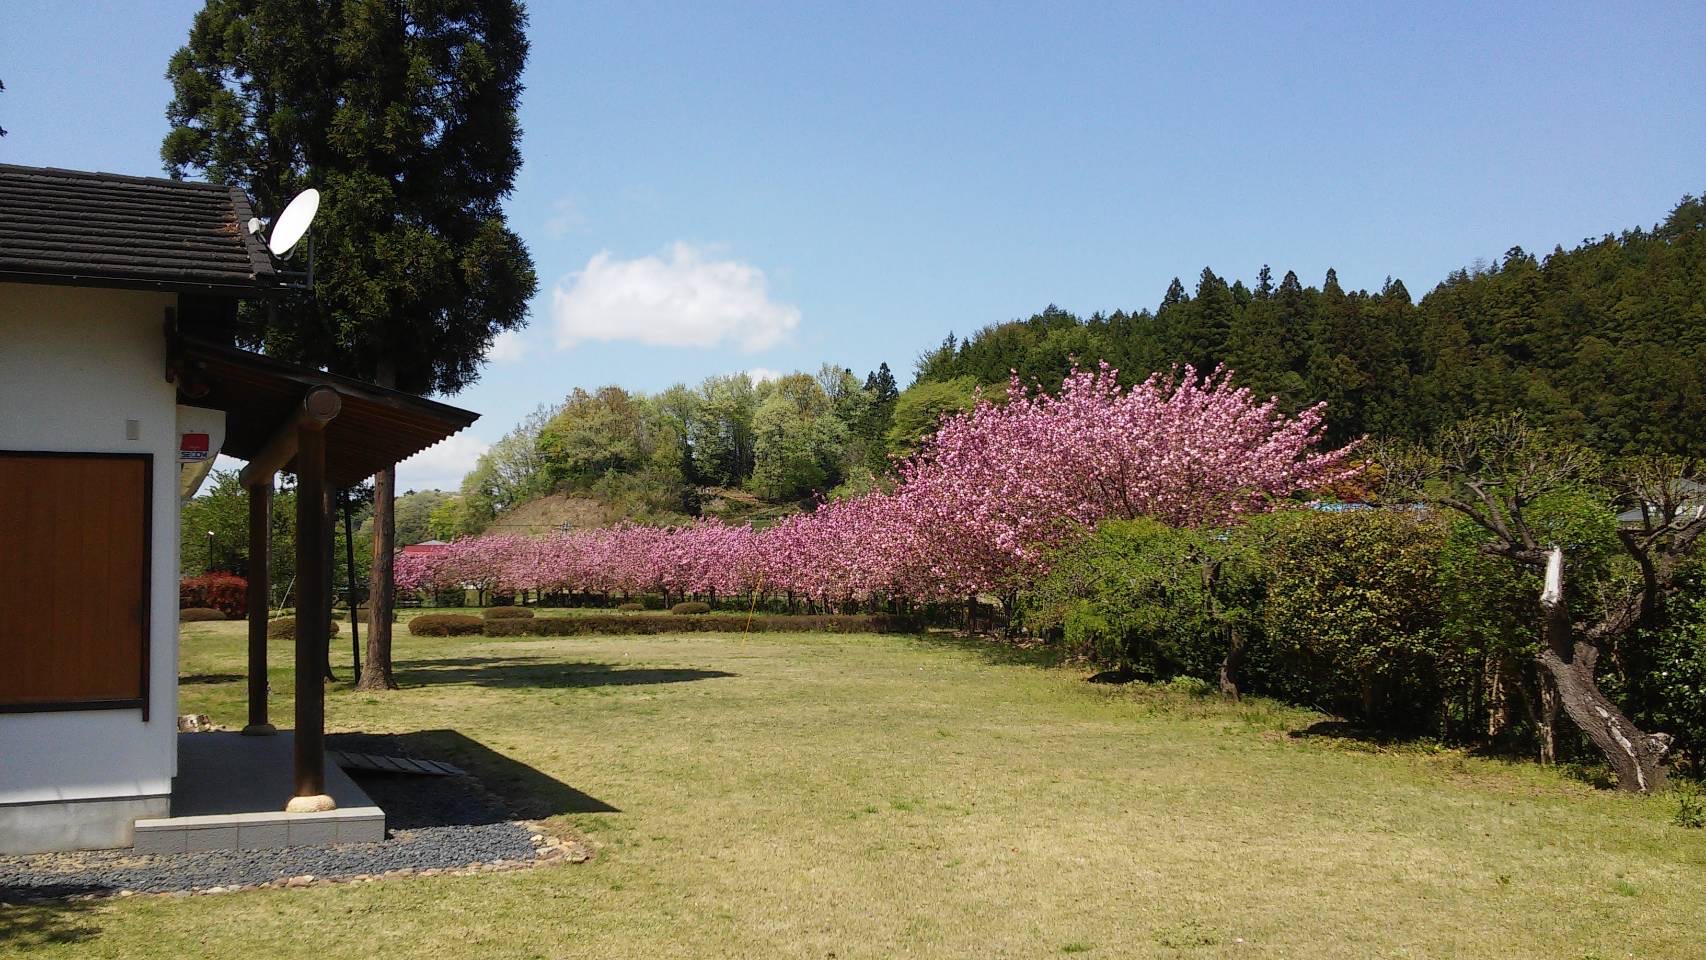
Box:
xmin=917 ymin=193 xmax=1706 ymax=453
xmin=441 ymin=192 xmax=1705 ymax=536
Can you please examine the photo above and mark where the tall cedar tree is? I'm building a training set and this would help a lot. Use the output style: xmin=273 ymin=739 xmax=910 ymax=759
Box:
xmin=162 ymin=0 xmax=538 ymax=690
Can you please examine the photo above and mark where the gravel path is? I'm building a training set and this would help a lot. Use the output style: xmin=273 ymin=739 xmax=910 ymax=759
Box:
xmin=0 ymin=735 xmax=570 ymax=901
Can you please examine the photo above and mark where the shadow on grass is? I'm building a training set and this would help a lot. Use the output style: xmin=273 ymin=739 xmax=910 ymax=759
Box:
xmin=1286 ymin=719 xmax=1417 ymax=747
xmin=391 ymin=656 xmax=735 ymax=690
xmin=908 ymin=631 xmax=1066 ymax=670
xmin=0 ymin=896 xmax=99 ymax=942
xmin=343 ymin=729 xmax=621 ymax=820
xmin=180 ymin=672 xmax=244 ymax=685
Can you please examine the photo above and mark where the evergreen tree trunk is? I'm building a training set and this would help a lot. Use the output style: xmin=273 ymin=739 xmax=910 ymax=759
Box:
xmin=1537 ymin=549 xmax=1670 ymax=791
xmin=358 ymin=358 xmax=400 ymax=692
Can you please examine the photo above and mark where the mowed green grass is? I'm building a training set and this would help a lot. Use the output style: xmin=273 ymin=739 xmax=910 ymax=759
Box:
xmin=7 ymin=621 xmax=1705 ymax=959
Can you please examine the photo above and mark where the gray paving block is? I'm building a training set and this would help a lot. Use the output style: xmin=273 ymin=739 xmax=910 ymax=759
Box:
xmin=184 ymin=826 xmax=239 ymax=852
xmin=238 ymin=820 xmax=291 ymax=850
xmin=132 ymin=827 xmax=186 ymax=856
xmin=287 ymin=818 xmax=338 ymax=846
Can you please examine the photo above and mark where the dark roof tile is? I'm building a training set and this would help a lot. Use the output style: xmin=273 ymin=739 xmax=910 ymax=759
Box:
xmin=0 ymin=163 xmax=280 ymax=295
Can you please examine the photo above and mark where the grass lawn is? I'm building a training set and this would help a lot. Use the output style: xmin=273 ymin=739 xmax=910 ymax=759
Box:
xmin=7 ymin=621 xmax=1705 ymax=959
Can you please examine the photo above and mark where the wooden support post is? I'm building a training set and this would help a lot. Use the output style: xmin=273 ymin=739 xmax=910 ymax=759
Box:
xmin=288 ymin=416 xmax=335 ymax=812
xmin=237 ymin=385 xmax=342 ymax=489
xmin=242 ymin=479 xmax=276 ymax=736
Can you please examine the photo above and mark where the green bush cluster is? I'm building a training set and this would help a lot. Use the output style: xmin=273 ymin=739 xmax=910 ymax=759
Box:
xmin=481 ymin=607 xmax=535 ymax=620
xmin=670 ymin=601 xmax=712 ymax=615
xmin=480 ymin=613 xmax=918 ymax=638
xmin=1029 ymin=500 xmax=1706 ymax=765
xmin=408 ymin=613 xmax=485 ymax=637
xmin=179 ymin=607 xmax=231 ymax=622
xmin=266 ymin=616 xmax=339 ymax=639
xmin=616 ymin=601 xmax=645 ymax=612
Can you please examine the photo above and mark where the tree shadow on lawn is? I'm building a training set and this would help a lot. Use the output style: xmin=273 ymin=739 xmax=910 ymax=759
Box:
xmin=339 ymin=729 xmax=621 ymax=821
xmin=391 ymin=656 xmax=735 ymax=691
xmin=908 ymin=631 xmax=1066 ymax=670
xmin=0 ymin=895 xmax=100 ymax=943
xmin=180 ymin=672 xmax=244 ymax=684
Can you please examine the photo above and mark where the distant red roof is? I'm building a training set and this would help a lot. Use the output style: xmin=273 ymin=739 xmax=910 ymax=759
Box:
xmin=400 ymin=540 xmax=449 ymax=556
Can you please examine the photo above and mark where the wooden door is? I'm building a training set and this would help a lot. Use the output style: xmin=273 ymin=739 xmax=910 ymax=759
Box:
xmin=0 ymin=452 xmax=150 ymax=712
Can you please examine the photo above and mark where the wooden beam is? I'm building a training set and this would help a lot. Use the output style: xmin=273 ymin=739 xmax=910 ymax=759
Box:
xmin=237 ymin=385 xmax=342 ymax=488
xmin=241 ymin=479 xmax=275 ymax=736
xmin=287 ymin=420 xmax=335 ymax=812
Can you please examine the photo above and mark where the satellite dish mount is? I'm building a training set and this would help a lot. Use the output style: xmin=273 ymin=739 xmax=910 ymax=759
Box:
xmin=261 ymin=187 xmax=320 ymax=290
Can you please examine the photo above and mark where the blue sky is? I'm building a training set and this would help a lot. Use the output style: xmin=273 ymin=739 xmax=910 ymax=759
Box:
xmin=4 ymin=2 xmax=1702 ymax=490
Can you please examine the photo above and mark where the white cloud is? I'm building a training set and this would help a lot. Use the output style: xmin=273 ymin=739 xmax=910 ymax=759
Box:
xmin=486 ymin=329 xmax=527 ymax=363
xmin=551 ymin=242 xmax=800 ymax=352
xmin=746 ymin=367 xmax=783 ymax=384
xmin=395 ymin=432 xmax=489 ymax=493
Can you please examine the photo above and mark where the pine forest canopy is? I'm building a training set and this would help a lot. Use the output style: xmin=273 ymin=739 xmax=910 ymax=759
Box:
xmin=914 ymin=192 xmax=1706 ymax=458
xmin=160 ymin=0 xmax=538 ymax=393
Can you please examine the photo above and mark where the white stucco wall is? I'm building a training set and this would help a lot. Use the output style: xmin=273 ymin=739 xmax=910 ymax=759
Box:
xmin=0 ymin=282 xmax=182 ymax=813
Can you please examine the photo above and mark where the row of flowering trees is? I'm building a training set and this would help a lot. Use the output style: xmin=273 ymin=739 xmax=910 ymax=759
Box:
xmin=398 ymin=365 xmax=1358 ymax=609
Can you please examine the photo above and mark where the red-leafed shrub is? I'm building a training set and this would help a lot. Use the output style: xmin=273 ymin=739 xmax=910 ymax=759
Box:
xmin=180 ymin=574 xmax=248 ymax=618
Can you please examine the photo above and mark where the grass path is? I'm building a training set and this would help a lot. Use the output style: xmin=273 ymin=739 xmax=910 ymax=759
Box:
xmin=6 ymin=623 xmax=1704 ymax=958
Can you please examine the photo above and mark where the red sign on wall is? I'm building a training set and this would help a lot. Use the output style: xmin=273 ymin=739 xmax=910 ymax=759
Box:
xmin=179 ymin=433 xmax=211 ymax=462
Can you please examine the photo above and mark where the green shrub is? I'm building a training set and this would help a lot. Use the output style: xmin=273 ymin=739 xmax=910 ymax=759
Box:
xmin=481 ymin=607 xmax=535 ymax=620
xmin=408 ymin=613 xmax=485 ymax=637
xmin=267 ymin=616 xmax=339 ymax=640
xmin=180 ymin=607 xmax=230 ymax=622
xmin=1673 ymin=783 xmax=1706 ymax=829
xmin=671 ymin=601 xmax=712 ymax=615
xmin=616 ymin=601 xmax=645 ymax=612
xmin=1263 ymin=509 xmax=1451 ymax=731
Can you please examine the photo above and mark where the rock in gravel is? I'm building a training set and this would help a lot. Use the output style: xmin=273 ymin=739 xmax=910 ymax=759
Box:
xmin=286 ymin=875 xmax=315 ymax=888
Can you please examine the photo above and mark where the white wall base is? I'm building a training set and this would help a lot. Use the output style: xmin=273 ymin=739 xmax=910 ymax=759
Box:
xmin=0 ymin=794 xmax=169 ymax=854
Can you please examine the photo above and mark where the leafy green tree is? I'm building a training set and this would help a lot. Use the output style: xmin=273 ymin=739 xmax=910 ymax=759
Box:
xmin=182 ymin=469 xmax=298 ymax=603
xmin=885 ymin=377 xmax=980 ymax=461
xmin=162 ymin=0 xmax=539 ymax=691
xmin=538 ymin=388 xmax=647 ymax=488
xmin=426 ymin=494 xmax=470 ymax=540
xmin=690 ymin=374 xmax=760 ymax=486
xmin=750 ymin=373 xmax=849 ymax=501
xmin=392 ymin=489 xmax=454 ymax=546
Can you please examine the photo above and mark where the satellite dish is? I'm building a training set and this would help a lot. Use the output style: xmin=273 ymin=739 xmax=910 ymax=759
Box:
xmin=268 ymin=188 xmax=320 ymax=257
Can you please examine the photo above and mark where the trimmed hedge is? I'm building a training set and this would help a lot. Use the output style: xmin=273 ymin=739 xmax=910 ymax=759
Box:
xmin=408 ymin=613 xmax=485 ymax=637
xmin=616 ymin=602 xmax=645 ymax=612
xmin=180 ymin=607 xmax=230 ymax=622
xmin=481 ymin=607 xmax=535 ymax=620
xmin=670 ymin=601 xmax=712 ymax=615
xmin=481 ymin=613 xmax=920 ymax=638
xmin=267 ymin=616 xmax=340 ymax=640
